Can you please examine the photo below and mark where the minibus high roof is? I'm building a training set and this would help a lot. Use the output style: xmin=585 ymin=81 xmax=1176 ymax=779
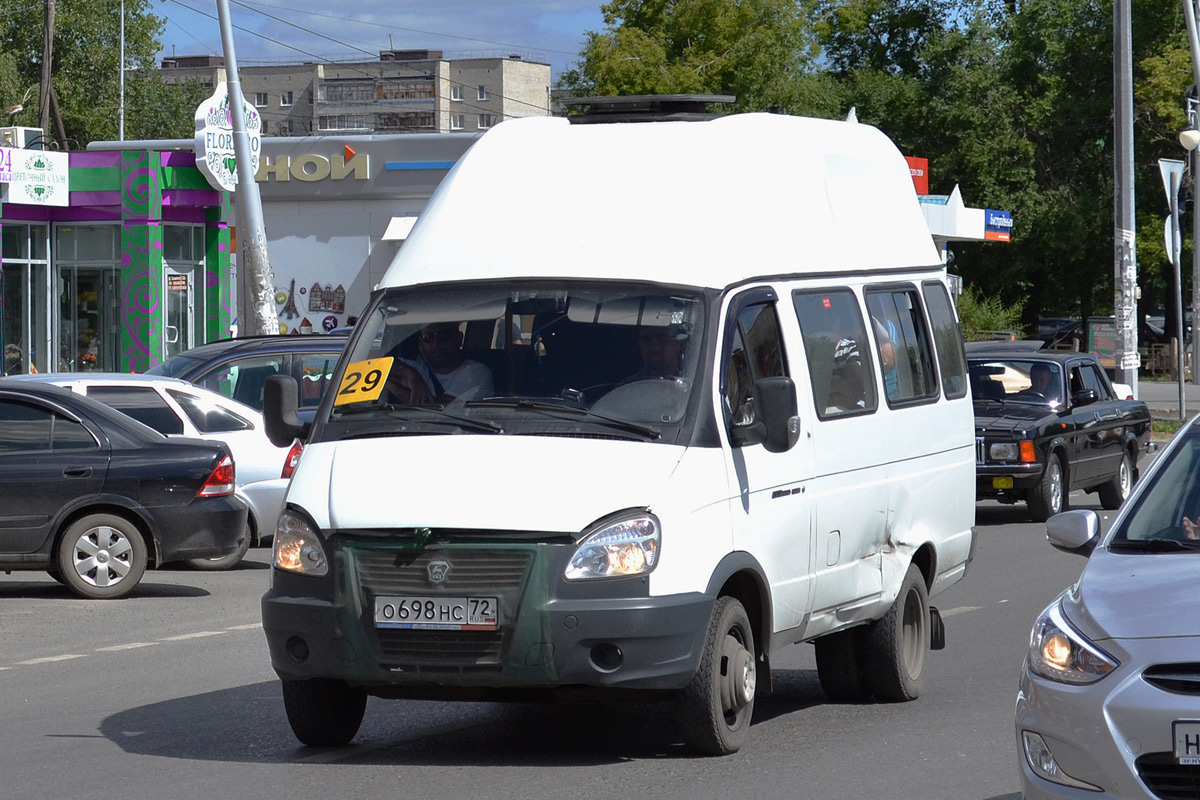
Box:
xmin=381 ymin=113 xmax=942 ymax=292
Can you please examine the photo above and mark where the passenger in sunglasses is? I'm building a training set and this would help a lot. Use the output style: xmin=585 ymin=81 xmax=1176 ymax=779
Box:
xmin=416 ymin=322 xmax=494 ymax=403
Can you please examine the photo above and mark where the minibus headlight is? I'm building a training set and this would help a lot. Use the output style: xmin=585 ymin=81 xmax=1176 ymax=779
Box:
xmin=566 ymin=515 xmax=660 ymax=580
xmin=272 ymin=509 xmax=328 ymax=576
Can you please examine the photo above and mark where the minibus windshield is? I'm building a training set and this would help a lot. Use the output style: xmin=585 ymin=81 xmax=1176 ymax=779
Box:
xmin=322 ymin=281 xmax=706 ymax=442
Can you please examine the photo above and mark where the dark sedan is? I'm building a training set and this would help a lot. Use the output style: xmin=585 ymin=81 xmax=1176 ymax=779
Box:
xmin=967 ymin=343 xmax=1153 ymax=521
xmin=0 ymin=381 xmax=247 ymax=598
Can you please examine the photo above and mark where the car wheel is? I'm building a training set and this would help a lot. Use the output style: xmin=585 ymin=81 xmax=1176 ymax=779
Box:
xmin=187 ymin=522 xmax=251 ymax=571
xmin=814 ymin=627 xmax=872 ymax=702
xmin=863 ymin=563 xmax=929 ymax=702
xmin=281 ymin=678 xmax=367 ymax=747
xmin=1098 ymin=451 xmax=1133 ymax=510
xmin=1028 ymin=452 xmax=1066 ymax=522
xmin=676 ymin=596 xmax=757 ymax=755
xmin=56 ymin=514 xmax=147 ymax=600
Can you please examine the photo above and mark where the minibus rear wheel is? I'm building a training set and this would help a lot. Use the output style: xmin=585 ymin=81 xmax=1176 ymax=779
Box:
xmin=677 ymin=596 xmax=756 ymax=755
xmin=863 ymin=564 xmax=929 ymax=702
xmin=281 ymin=678 xmax=367 ymax=747
xmin=814 ymin=628 xmax=871 ymax=702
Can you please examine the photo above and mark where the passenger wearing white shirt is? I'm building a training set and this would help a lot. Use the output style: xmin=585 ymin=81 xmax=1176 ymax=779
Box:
xmin=418 ymin=322 xmax=494 ymax=403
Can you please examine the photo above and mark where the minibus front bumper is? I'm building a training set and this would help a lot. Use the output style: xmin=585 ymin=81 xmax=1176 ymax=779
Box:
xmin=261 ymin=539 xmax=715 ymax=696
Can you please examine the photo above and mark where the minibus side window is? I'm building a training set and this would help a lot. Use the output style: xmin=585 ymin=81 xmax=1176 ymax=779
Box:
xmin=921 ymin=281 xmax=968 ymax=399
xmin=793 ymin=288 xmax=878 ymax=419
xmin=723 ymin=302 xmax=787 ymax=429
xmin=865 ymin=287 xmax=938 ymax=405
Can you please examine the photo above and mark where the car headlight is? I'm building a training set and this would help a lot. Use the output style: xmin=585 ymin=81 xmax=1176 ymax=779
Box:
xmin=989 ymin=442 xmax=1020 ymax=461
xmin=566 ymin=514 xmax=660 ymax=580
xmin=1028 ymin=600 xmax=1118 ymax=684
xmin=272 ymin=509 xmax=328 ymax=576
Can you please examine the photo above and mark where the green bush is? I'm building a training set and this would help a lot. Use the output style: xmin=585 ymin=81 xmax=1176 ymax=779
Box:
xmin=957 ymin=286 xmax=1024 ymax=342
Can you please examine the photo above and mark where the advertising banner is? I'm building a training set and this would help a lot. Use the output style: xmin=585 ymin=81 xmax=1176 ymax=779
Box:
xmin=0 ymin=147 xmax=69 ymax=206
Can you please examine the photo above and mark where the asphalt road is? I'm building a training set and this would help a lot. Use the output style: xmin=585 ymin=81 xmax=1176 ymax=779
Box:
xmin=0 ymin=497 xmax=1115 ymax=800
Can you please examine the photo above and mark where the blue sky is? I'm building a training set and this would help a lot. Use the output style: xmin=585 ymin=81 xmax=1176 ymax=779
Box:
xmin=152 ymin=0 xmax=606 ymax=80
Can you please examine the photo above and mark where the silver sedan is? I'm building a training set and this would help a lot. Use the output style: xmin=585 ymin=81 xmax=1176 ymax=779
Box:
xmin=1016 ymin=421 xmax=1200 ymax=799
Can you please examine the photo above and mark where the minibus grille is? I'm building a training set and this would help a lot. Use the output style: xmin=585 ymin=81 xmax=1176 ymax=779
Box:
xmin=348 ymin=545 xmax=534 ymax=671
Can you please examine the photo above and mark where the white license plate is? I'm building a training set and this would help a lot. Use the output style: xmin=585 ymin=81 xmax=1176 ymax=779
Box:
xmin=374 ymin=596 xmax=498 ymax=631
xmin=1173 ymin=721 xmax=1200 ymax=764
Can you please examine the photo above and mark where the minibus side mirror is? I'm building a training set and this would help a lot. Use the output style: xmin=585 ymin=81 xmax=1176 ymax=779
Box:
xmin=756 ymin=376 xmax=801 ymax=453
xmin=263 ymin=374 xmax=309 ymax=447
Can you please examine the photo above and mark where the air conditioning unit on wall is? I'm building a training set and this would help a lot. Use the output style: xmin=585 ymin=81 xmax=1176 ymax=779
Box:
xmin=0 ymin=127 xmax=45 ymax=149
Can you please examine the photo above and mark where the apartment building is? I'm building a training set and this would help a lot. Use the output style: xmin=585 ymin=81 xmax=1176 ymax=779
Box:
xmin=160 ymin=49 xmax=552 ymax=136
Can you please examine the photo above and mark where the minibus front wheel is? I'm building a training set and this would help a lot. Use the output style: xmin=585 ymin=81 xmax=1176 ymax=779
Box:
xmin=676 ymin=596 xmax=757 ymax=755
xmin=281 ymin=678 xmax=367 ymax=747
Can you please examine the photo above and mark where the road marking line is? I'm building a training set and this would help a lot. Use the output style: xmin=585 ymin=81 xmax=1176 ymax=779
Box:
xmin=15 ymin=654 xmax=86 ymax=665
xmin=939 ymin=606 xmax=982 ymax=617
xmin=161 ymin=631 xmax=225 ymax=641
xmin=96 ymin=642 xmax=159 ymax=652
xmin=227 ymin=623 xmax=261 ymax=631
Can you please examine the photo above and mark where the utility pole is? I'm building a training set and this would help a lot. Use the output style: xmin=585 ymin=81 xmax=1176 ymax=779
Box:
xmin=39 ymin=0 xmax=54 ymax=142
xmin=215 ymin=0 xmax=277 ymax=335
xmin=1113 ymin=0 xmax=1139 ymax=395
xmin=1183 ymin=0 xmax=1200 ymax=383
xmin=118 ymin=0 xmax=124 ymax=141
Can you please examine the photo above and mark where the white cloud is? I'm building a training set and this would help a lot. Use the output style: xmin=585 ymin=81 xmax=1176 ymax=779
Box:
xmin=153 ymin=0 xmax=605 ymax=79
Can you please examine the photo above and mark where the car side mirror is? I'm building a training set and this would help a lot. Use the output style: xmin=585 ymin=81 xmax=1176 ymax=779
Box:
xmin=263 ymin=374 xmax=309 ymax=447
xmin=1072 ymin=389 xmax=1098 ymax=407
xmin=757 ymin=376 xmax=800 ymax=453
xmin=1045 ymin=509 xmax=1099 ymax=557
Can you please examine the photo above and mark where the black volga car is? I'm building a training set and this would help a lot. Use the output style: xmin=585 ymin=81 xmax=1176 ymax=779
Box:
xmin=967 ymin=343 xmax=1153 ymax=521
xmin=0 ymin=381 xmax=247 ymax=598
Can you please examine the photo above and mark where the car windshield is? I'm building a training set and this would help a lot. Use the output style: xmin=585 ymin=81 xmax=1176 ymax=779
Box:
xmin=319 ymin=281 xmax=707 ymax=443
xmin=146 ymin=351 xmax=209 ymax=378
xmin=1110 ymin=425 xmax=1200 ymax=549
xmin=968 ymin=359 xmax=1063 ymax=406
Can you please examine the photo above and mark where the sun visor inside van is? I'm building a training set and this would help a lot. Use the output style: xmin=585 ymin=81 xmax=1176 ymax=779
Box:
xmin=566 ymin=296 xmax=692 ymax=329
xmin=383 ymin=298 xmax=510 ymax=326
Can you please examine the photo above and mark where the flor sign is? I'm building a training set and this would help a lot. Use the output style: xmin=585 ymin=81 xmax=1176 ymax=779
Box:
xmin=194 ymin=82 xmax=261 ymax=192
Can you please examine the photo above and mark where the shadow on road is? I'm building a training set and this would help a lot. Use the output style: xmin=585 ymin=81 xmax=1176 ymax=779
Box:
xmin=99 ymin=672 xmax=843 ymax=765
xmin=0 ymin=576 xmax=211 ymax=599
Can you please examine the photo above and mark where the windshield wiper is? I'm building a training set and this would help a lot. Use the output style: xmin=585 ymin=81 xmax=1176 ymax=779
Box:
xmin=464 ymin=398 xmax=661 ymax=440
xmin=333 ymin=402 xmax=504 ymax=434
xmin=1108 ymin=537 xmax=1200 ymax=553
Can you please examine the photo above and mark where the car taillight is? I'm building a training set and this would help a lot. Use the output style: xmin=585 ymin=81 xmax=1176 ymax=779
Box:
xmin=198 ymin=455 xmax=235 ymax=497
xmin=281 ymin=440 xmax=303 ymax=480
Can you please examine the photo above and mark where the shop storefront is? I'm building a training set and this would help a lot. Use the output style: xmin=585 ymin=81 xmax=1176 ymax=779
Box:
xmin=0 ymin=150 xmax=232 ymax=375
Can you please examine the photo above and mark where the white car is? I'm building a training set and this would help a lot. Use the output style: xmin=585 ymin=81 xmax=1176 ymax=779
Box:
xmin=3 ymin=373 xmax=300 ymax=569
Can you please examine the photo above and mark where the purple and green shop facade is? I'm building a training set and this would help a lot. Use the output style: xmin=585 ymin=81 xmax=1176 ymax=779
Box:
xmin=0 ymin=149 xmax=233 ymax=376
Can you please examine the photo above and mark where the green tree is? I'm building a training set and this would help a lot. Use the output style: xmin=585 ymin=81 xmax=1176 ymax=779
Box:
xmin=0 ymin=0 xmax=203 ymax=146
xmin=558 ymin=0 xmax=839 ymax=116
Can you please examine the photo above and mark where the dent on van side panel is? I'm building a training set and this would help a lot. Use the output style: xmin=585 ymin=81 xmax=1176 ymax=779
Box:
xmin=882 ymin=392 xmax=976 ymax=598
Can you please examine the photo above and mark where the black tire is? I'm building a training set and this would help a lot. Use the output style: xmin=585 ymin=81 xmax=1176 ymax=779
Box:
xmin=676 ymin=596 xmax=757 ymax=756
xmin=1097 ymin=451 xmax=1133 ymax=510
xmin=56 ymin=514 xmax=148 ymax=600
xmin=814 ymin=628 xmax=872 ymax=702
xmin=1028 ymin=452 xmax=1066 ymax=523
xmin=281 ymin=678 xmax=367 ymax=747
xmin=187 ymin=521 xmax=251 ymax=571
xmin=862 ymin=564 xmax=930 ymax=703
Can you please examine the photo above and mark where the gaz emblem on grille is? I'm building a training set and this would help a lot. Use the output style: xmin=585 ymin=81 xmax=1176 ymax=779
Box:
xmin=427 ymin=560 xmax=450 ymax=583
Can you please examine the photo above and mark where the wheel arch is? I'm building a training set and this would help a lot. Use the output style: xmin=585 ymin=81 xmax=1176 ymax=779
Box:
xmin=53 ymin=501 xmax=159 ymax=568
xmin=704 ymin=551 xmax=773 ymax=694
